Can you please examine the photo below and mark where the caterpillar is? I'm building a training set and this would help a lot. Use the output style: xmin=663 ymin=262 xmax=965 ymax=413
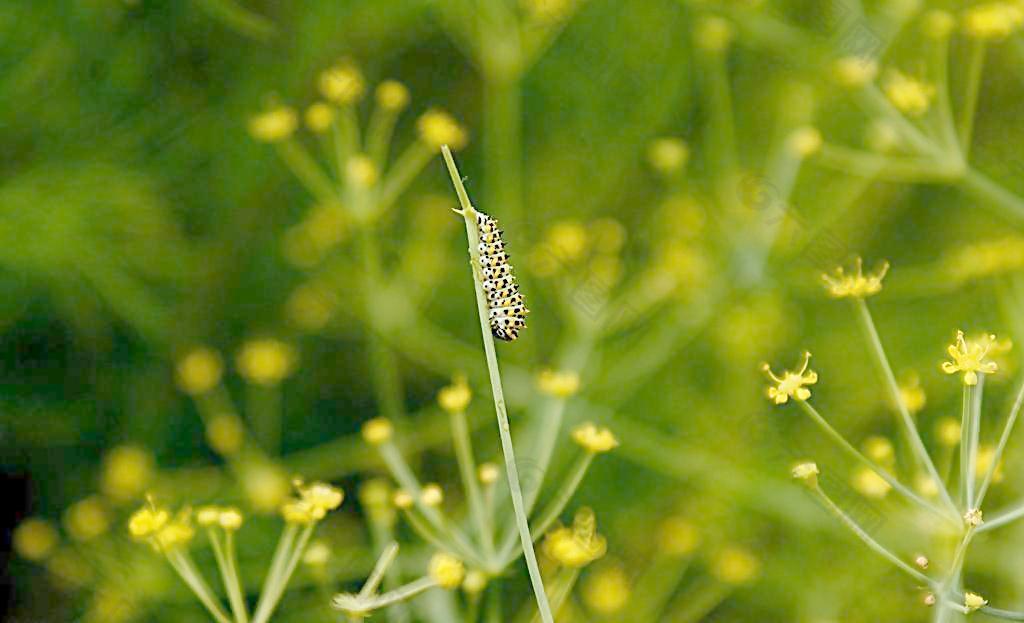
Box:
xmin=475 ymin=209 xmax=528 ymax=342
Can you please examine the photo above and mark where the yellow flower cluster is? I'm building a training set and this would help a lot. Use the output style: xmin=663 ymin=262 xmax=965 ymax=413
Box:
xmin=821 ymin=257 xmax=889 ymax=298
xmin=542 ymin=507 xmax=607 ymax=568
xmin=175 ymin=347 xmax=223 ymax=395
xmin=236 ymin=338 xmax=297 ymax=385
xmin=710 ymin=546 xmax=760 ymax=584
xmin=249 ymin=104 xmax=298 ymax=142
xmin=361 ymin=417 xmax=394 ymax=445
xmin=884 ymin=71 xmax=934 ymax=117
xmin=761 ymin=351 xmax=817 ymax=404
xmin=941 ymin=330 xmax=1004 ymax=385
xmin=537 ymin=369 xmax=581 ymax=398
xmin=945 ymin=235 xmax=1024 ymax=284
xmin=646 ymin=137 xmax=689 ymax=174
xmin=427 ymin=552 xmax=465 ymax=589
xmin=417 ymin=109 xmax=468 ymax=151
xmin=101 ymin=445 xmax=155 ymax=502
xmin=571 ymin=423 xmax=619 ymax=453
xmin=319 ymin=59 xmax=365 ymax=104
xmin=128 ymin=503 xmax=194 ymax=551
xmin=196 ymin=506 xmax=244 ymax=531
xmin=963 ymin=2 xmax=1024 ymax=39
xmin=281 ymin=480 xmax=345 ymax=524
xmin=831 ymin=56 xmax=878 ymax=88
xmin=438 ymin=374 xmax=472 ymax=413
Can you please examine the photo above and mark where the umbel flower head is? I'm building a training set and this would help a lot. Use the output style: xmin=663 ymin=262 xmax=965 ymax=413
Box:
xmin=543 ymin=507 xmax=607 ymax=568
xmin=821 ymin=257 xmax=889 ymax=298
xmin=571 ymin=423 xmax=619 ymax=453
xmin=281 ymin=480 xmax=344 ymax=524
xmin=761 ymin=351 xmax=818 ymax=404
xmin=941 ymin=330 xmax=1004 ymax=386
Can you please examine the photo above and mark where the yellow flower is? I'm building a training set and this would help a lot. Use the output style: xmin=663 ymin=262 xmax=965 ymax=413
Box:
xmin=520 ymin=0 xmax=576 ymax=22
xmin=346 ymin=154 xmax=378 ymax=188
xmin=420 ymin=483 xmax=444 ymax=507
xmin=694 ymin=15 xmax=734 ymax=52
xmin=153 ymin=510 xmax=195 ymax=551
xmin=656 ymin=516 xmax=700 ymax=556
xmin=376 ymin=80 xmax=410 ymax=111
xmin=571 ymin=423 xmax=619 ymax=453
xmin=851 ymin=467 xmax=891 ymax=499
xmin=832 ymin=56 xmax=878 ymax=88
xmin=915 ymin=472 xmax=939 ymax=498
xmin=298 ymin=480 xmax=345 ymax=514
xmin=13 ymin=518 xmax=59 ymax=561
xmin=546 ymin=221 xmax=589 ymax=263
xmin=935 ymin=417 xmax=961 ymax=446
xmin=281 ymin=500 xmax=319 ymax=524
xmin=478 ymin=463 xmax=500 ymax=485
xmin=196 ymin=506 xmax=221 ymax=527
xmin=942 ymin=330 xmax=1000 ymax=385
xmin=862 ymin=436 xmax=895 ymax=466
xmin=361 ymin=417 xmax=394 ymax=445
xmin=304 ymin=540 xmax=331 ymax=566
xmin=64 ymin=496 xmax=110 ymax=542
xmin=543 ymin=507 xmax=607 ymax=568
xmin=101 ymin=445 xmax=155 ymax=502
xmin=128 ymin=505 xmax=169 ymax=539
xmin=242 ymin=463 xmax=291 ymax=513
xmin=175 ymin=347 xmax=223 ymax=395
xmin=922 ymin=9 xmax=956 ymax=39
xmin=646 ymin=138 xmax=689 ymax=174
xmin=761 ymin=351 xmax=818 ymax=404
xmin=219 ymin=508 xmax=244 ymax=531
xmin=416 ymin=109 xmax=468 ymax=150
xmin=392 ymin=489 xmax=414 ymax=509
xmin=899 ymin=373 xmax=927 ymax=414
xmin=538 ymin=369 xmax=581 ymax=398
xmin=787 ymin=126 xmax=822 ymax=157
xmin=945 ymin=236 xmax=1024 ymax=284
xmin=963 ymin=2 xmax=1024 ymax=39
xmin=359 ymin=478 xmax=395 ymax=525
xmin=206 ymin=413 xmax=245 ymax=455
xmin=821 ymin=257 xmax=889 ymax=298
xmin=248 ymin=104 xmax=298 ymax=142
xmin=710 ymin=546 xmax=760 ymax=584
xmin=965 ymin=591 xmax=989 ymax=612
xmin=884 ymin=71 xmax=935 ymax=117
xmin=438 ymin=375 xmax=472 ymax=413
xmin=319 ymin=60 xmax=365 ymax=104
xmin=462 ymin=570 xmax=488 ymax=594
xmin=964 ymin=508 xmax=984 ymax=528
xmin=581 ymin=562 xmax=631 ymax=614
xmin=305 ymin=102 xmax=335 ymax=133
xmin=428 ymin=552 xmax=465 ymax=589
xmin=791 ymin=462 xmax=820 ymax=488
xmin=286 ymin=283 xmax=337 ymax=331
xmin=236 ymin=338 xmax=297 ymax=385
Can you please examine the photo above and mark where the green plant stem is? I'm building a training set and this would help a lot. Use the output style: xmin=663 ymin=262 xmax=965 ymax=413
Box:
xmin=929 ymin=34 xmax=962 ymax=158
xmin=958 ymin=40 xmax=986 ymax=159
xmin=626 ymin=556 xmax=692 ymax=623
xmin=796 ymin=401 xmax=952 ymax=523
xmin=960 ymin=167 xmax=1024 ymax=225
xmin=812 ymin=485 xmax=935 ymax=587
xmin=968 ymin=375 xmax=985 ymax=509
xmin=976 ymin=377 xmax=1024 ymax=510
xmin=366 ymin=105 xmax=400 ymax=171
xmin=360 ymin=577 xmax=437 ymax=610
xmin=482 ymin=73 xmax=523 ymax=229
xmin=701 ymin=46 xmax=738 ymax=209
xmin=276 ymin=140 xmax=338 ymax=203
xmin=252 ymin=524 xmax=297 ymax=623
xmin=358 ymin=542 xmax=399 ymax=599
xmin=207 ymin=529 xmax=249 ymax=623
xmin=224 ymin=531 xmax=249 ymax=623
xmin=252 ymin=523 xmax=316 ymax=623
xmin=442 ymin=145 xmax=555 ymax=623
xmin=247 ymin=384 xmax=281 ymax=455
xmin=377 ymin=142 xmax=434 ymax=213
xmin=853 ymin=299 xmax=959 ymax=518
xmin=167 ymin=549 xmax=234 ymax=623
xmin=669 ymin=578 xmax=732 ymax=623
xmin=450 ymin=408 xmax=495 ymax=559
xmin=960 ymin=383 xmax=973 ymax=509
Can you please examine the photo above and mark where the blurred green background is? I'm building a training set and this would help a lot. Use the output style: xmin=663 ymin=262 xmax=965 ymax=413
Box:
xmin=5 ymin=0 xmax=1024 ymax=621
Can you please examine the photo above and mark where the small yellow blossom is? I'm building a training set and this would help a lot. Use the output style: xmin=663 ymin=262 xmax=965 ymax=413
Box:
xmin=101 ymin=445 xmax=155 ymax=502
xmin=546 ymin=221 xmax=589 ymax=263
xmin=710 ymin=546 xmax=760 ymax=584
xmin=304 ymin=540 xmax=331 ymax=566
xmin=196 ymin=506 xmax=221 ymax=527
xmin=851 ymin=467 xmax=892 ymax=499
xmin=429 ymin=552 xmax=465 ymax=589
xmin=64 ymin=496 xmax=111 ymax=542
xmin=305 ymin=102 xmax=335 ymax=133
xmin=657 ymin=516 xmax=700 ymax=556
xmin=646 ymin=138 xmax=689 ymax=174
xmin=899 ymin=373 xmax=927 ymax=414
xmin=153 ymin=511 xmax=195 ymax=551
xmin=13 ymin=518 xmax=59 ymax=561
xmin=694 ymin=15 xmax=734 ymax=52
xmin=538 ymin=369 xmax=581 ymax=398
xmin=571 ymin=423 xmax=619 ymax=453
xmin=243 ymin=464 xmax=290 ymax=513
xmin=361 ymin=417 xmax=394 ymax=445
xmin=438 ymin=375 xmax=472 ymax=413
xmin=286 ymin=283 xmax=337 ymax=331
xmin=462 ymin=570 xmax=488 ymax=594
xmin=884 ymin=71 xmax=935 ymax=117
xmin=942 ymin=330 xmax=1000 ymax=385
xmin=128 ymin=505 xmax=169 ymax=539
xmin=935 ymin=417 xmax=961 ymax=446
xmin=281 ymin=499 xmax=319 ymax=524
xmin=832 ymin=56 xmax=878 ymax=88
xmin=863 ymin=436 xmax=895 ymax=466
xmin=787 ymin=126 xmax=822 ymax=157
xmin=866 ymin=118 xmax=901 ymax=153
xmin=543 ymin=507 xmax=607 ymax=568
xmin=393 ymin=489 xmax=414 ymax=509
xmin=822 ymin=257 xmax=889 ymax=298
xmin=219 ymin=508 xmax=243 ymax=531
xmin=417 ymin=109 xmax=468 ymax=150
xmin=946 ymin=236 xmax=1024 ymax=284
xmin=915 ymin=473 xmax=939 ymax=498
xmin=923 ymin=9 xmax=956 ymax=39
xmin=359 ymin=479 xmax=395 ymax=525
xmin=761 ymin=351 xmax=818 ymax=404
xmin=175 ymin=347 xmax=223 ymax=395
xmin=791 ymin=462 xmax=820 ymax=488
xmin=478 ymin=463 xmax=500 ymax=485
xmin=297 ymin=480 xmax=345 ymax=515
xmin=319 ymin=60 xmax=365 ymax=104
xmin=964 ymin=508 xmax=984 ymax=527
xmin=582 ymin=562 xmax=631 ymax=614
xmin=248 ymin=104 xmax=298 ymax=142
xmin=420 ymin=483 xmax=444 ymax=507
xmin=965 ymin=591 xmax=988 ymax=612
xmin=87 ymin=588 xmax=136 ymax=623
xmin=376 ymin=80 xmax=410 ymax=111
xmin=206 ymin=413 xmax=245 ymax=455
xmin=589 ymin=218 xmax=627 ymax=254
xmin=963 ymin=2 xmax=1024 ymax=39
xmin=346 ymin=154 xmax=378 ymax=188
xmin=236 ymin=338 xmax=297 ymax=385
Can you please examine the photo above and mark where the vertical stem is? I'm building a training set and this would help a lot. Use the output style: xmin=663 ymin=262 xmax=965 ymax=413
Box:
xmin=975 ymin=378 xmax=1024 ymax=508
xmin=854 ymin=299 xmax=960 ymax=518
xmin=451 ymin=408 xmax=496 ymax=559
xmin=958 ymin=40 xmax=987 ymax=159
xmin=224 ymin=531 xmax=249 ymax=623
xmin=248 ymin=384 xmax=281 ymax=455
xmin=966 ymin=375 xmax=985 ymax=509
xmin=482 ymin=74 xmax=523 ymax=228
xmin=167 ymin=550 xmax=234 ymax=623
xmin=960 ymin=384 xmax=973 ymax=508
xmin=442 ymin=146 xmax=555 ymax=623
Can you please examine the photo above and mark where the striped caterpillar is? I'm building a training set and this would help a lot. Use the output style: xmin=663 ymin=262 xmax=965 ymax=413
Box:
xmin=475 ymin=210 xmax=528 ymax=341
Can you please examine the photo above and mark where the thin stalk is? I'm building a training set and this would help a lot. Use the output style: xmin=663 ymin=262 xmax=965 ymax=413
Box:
xmin=207 ymin=529 xmax=249 ymax=623
xmin=377 ymin=142 xmax=434 ymax=213
xmin=358 ymin=577 xmax=436 ymax=610
xmin=442 ymin=145 xmax=555 ymax=623
xmin=247 ymin=384 xmax=281 ymax=455
xmin=366 ymin=105 xmax=401 ymax=171
xmin=252 ymin=523 xmax=316 ymax=623
xmin=332 ymin=105 xmax=361 ymax=180
xmin=966 ymin=375 xmax=985 ymax=509
xmin=450 ymin=408 xmax=495 ymax=559
xmin=796 ymin=401 xmax=953 ymax=523
xmin=960 ymin=384 xmax=973 ymax=508
xmin=854 ymin=299 xmax=959 ymax=518
xmin=167 ymin=549 xmax=234 ymax=623
xmin=275 ymin=140 xmax=338 ymax=203
xmin=978 ymin=501 xmax=1024 ymax=533
xmin=358 ymin=542 xmax=400 ymax=599
xmin=958 ymin=40 xmax=986 ymax=159
xmin=929 ymin=34 xmax=962 ymax=158
xmin=960 ymin=167 xmax=1024 ymax=226
xmin=398 ymin=506 xmax=485 ymax=569
xmin=251 ymin=524 xmax=297 ymax=623
xmin=812 ymin=485 xmax=936 ymax=587
xmin=627 ymin=556 xmax=692 ymax=623
xmin=701 ymin=46 xmax=739 ymax=209
xmin=224 ymin=531 xmax=249 ymax=623
xmin=669 ymin=579 xmax=732 ymax=623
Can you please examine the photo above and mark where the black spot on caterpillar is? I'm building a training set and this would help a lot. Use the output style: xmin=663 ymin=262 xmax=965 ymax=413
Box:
xmin=475 ymin=210 xmax=528 ymax=341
